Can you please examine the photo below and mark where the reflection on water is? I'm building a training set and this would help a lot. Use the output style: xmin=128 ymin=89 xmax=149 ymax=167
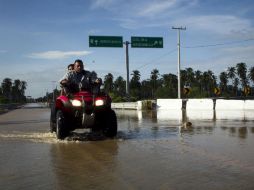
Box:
xmin=1 ymin=107 xmax=254 ymax=189
xmin=157 ymin=109 xmax=254 ymax=121
xmin=115 ymin=109 xmax=254 ymax=141
xmin=50 ymin=141 xmax=119 ymax=190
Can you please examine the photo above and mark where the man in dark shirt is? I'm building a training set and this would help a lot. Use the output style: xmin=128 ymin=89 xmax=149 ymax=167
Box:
xmin=60 ymin=59 xmax=100 ymax=93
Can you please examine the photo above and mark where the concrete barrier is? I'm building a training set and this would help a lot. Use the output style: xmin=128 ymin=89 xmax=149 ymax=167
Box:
xmin=157 ymin=99 xmax=182 ymax=110
xmin=186 ymin=99 xmax=214 ymax=110
xmin=244 ymin=110 xmax=254 ymax=120
xmin=216 ymin=100 xmax=245 ymax=110
xmin=111 ymin=102 xmax=138 ymax=110
xmin=244 ymin=100 xmax=254 ymax=110
xmin=137 ymin=101 xmax=142 ymax=110
xmin=111 ymin=99 xmax=254 ymax=110
xmin=216 ymin=110 xmax=245 ymax=120
xmin=186 ymin=110 xmax=214 ymax=120
xmin=157 ymin=110 xmax=182 ymax=121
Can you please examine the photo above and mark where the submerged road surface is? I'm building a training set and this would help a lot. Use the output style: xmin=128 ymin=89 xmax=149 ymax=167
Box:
xmin=1 ymin=103 xmax=254 ymax=190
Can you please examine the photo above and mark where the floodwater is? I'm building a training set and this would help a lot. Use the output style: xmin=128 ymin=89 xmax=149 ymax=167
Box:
xmin=1 ymin=103 xmax=254 ymax=190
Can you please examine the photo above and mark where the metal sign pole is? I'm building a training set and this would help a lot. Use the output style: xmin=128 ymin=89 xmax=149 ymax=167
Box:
xmin=124 ymin=41 xmax=130 ymax=100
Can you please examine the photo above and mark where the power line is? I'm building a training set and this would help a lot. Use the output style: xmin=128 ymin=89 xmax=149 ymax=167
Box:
xmin=183 ymin=38 xmax=254 ymax=49
xmin=134 ymin=48 xmax=177 ymax=70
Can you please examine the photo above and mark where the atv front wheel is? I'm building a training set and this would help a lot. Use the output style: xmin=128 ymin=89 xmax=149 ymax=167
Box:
xmin=56 ymin=110 xmax=69 ymax=140
xmin=103 ymin=110 xmax=117 ymax=137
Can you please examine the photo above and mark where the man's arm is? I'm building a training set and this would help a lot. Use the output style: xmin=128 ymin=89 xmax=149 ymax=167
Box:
xmin=59 ymin=72 xmax=71 ymax=87
xmin=88 ymin=71 xmax=101 ymax=84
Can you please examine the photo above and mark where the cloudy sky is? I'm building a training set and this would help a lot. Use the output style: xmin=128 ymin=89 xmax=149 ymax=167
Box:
xmin=0 ymin=0 xmax=254 ymax=98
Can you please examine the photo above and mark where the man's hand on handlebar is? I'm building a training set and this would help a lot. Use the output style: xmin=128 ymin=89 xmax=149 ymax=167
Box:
xmin=60 ymin=79 xmax=70 ymax=87
xmin=95 ymin=78 xmax=102 ymax=84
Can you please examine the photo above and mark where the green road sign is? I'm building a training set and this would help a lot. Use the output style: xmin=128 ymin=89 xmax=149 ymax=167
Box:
xmin=131 ymin=36 xmax=163 ymax=48
xmin=89 ymin=36 xmax=123 ymax=47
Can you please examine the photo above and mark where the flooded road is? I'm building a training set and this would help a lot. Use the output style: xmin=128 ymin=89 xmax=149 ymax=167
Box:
xmin=1 ymin=103 xmax=254 ymax=190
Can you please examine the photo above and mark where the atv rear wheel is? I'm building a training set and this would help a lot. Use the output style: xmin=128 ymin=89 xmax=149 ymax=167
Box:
xmin=56 ymin=110 xmax=69 ymax=140
xmin=103 ymin=110 xmax=117 ymax=137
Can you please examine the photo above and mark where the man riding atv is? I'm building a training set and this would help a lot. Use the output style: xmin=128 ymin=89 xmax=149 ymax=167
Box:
xmin=50 ymin=59 xmax=117 ymax=140
xmin=60 ymin=59 xmax=101 ymax=94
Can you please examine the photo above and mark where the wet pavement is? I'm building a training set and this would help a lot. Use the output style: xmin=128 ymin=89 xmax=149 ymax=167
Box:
xmin=0 ymin=103 xmax=254 ymax=190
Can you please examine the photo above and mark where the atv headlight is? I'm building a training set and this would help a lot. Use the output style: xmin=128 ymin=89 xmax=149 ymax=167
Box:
xmin=71 ymin=99 xmax=82 ymax=107
xmin=95 ymin=99 xmax=104 ymax=106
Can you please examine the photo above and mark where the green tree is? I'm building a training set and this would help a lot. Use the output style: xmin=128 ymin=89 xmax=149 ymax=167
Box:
xmin=130 ymin=70 xmax=141 ymax=99
xmin=130 ymin=70 xmax=141 ymax=87
xmin=150 ymin=69 xmax=160 ymax=98
xmin=227 ymin=67 xmax=236 ymax=96
xmin=219 ymin=71 xmax=228 ymax=95
xmin=201 ymin=70 xmax=216 ymax=97
xmin=12 ymin=79 xmax=22 ymax=102
xmin=157 ymin=73 xmax=177 ymax=98
xmin=194 ymin=70 xmax=202 ymax=95
xmin=249 ymin=66 xmax=254 ymax=85
xmin=185 ymin=67 xmax=195 ymax=86
xmin=141 ymin=80 xmax=152 ymax=99
xmin=21 ymin=81 xmax=27 ymax=101
xmin=113 ymin=76 xmax=126 ymax=97
xmin=104 ymin=73 xmax=114 ymax=93
xmin=233 ymin=78 xmax=239 ymax=96
xmin=1 ymin=78 xmax=12 ymax=101
xmin=236 ymin=62 xmax=249 ymax=88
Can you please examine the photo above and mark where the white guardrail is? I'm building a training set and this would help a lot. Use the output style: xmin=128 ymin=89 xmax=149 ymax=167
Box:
xmin=157 ymin=99 xmax=254 ymax=110
xmin=111 ymin=99 xmax=254 ymax=110
xmin=111 ymin=101 xmax=141 ymax=110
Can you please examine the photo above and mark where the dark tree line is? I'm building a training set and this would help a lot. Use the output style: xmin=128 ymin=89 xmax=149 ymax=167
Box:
xmin=103 ymin=62 xmax=254 ymax=101
xmin=0 ymin=78 xmax=27 ymax=103
xmin=38 ymin=62 xmax=254 ymax=103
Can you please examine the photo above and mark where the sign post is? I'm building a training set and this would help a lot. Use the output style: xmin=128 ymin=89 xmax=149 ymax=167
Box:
xmin=124 ymin=41 xmax=130 ymax=99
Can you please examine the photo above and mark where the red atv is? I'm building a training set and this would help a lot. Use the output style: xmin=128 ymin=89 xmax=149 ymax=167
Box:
xmin=50 ymin=82 xmax=117 ymax=140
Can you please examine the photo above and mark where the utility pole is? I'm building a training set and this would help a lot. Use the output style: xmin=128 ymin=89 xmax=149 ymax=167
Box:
xmin=172 ymin=26 xmax=186 ymax=99
xmin=124 ymin=41 xmax=130 ymax=100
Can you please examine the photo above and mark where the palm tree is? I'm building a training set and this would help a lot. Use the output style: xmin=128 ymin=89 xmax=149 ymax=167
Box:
xmin=180 ymin=70 xmax=188 ymax=88
xmin=1 ymin=78 xmax=12 ymax=101
xmin=185 ymin=67 xmax=195 ymax=86
xmin=227 ymin=67 xmax=236 ymax=96
xmin=236 ymin=62 xmax=249 ymax=88
xmin=150 ymin=69 xmax=160 ymax=98
xmin=201 ymin=70 xmax=216 ymax=97
xmin=104 ymin=73 xmax=114 ymax=93
xmin=249 ymin=66 xmax=254 ymax=96
xmin=12 ymin=79 xmax=22 ymax=102
xmin=219 ymin=71 xmax=228 ymax=95
xmin=233 ymin=78 xmax=239 ymax=96
xmin=227 ymin=67 xmax=236 ymax=82
xmin=249 ymin=66 xmax=254 ymax=85
xmin=141 ymin=80 xmax=152 ymax=99
xmin=130 ymin=70 xmax=141 ymax=99
xmin=194 ymin=70 xmax=202 ymax=95
xmin=161 ymin=73 xmax=177 ymax=98
xmin=20 ymin=81 xmax=27 ymax=101
xmin=130 ymin=70 xmax=141 ymax=86
xmin=114 ymin=76 xmax=126 ymax=96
